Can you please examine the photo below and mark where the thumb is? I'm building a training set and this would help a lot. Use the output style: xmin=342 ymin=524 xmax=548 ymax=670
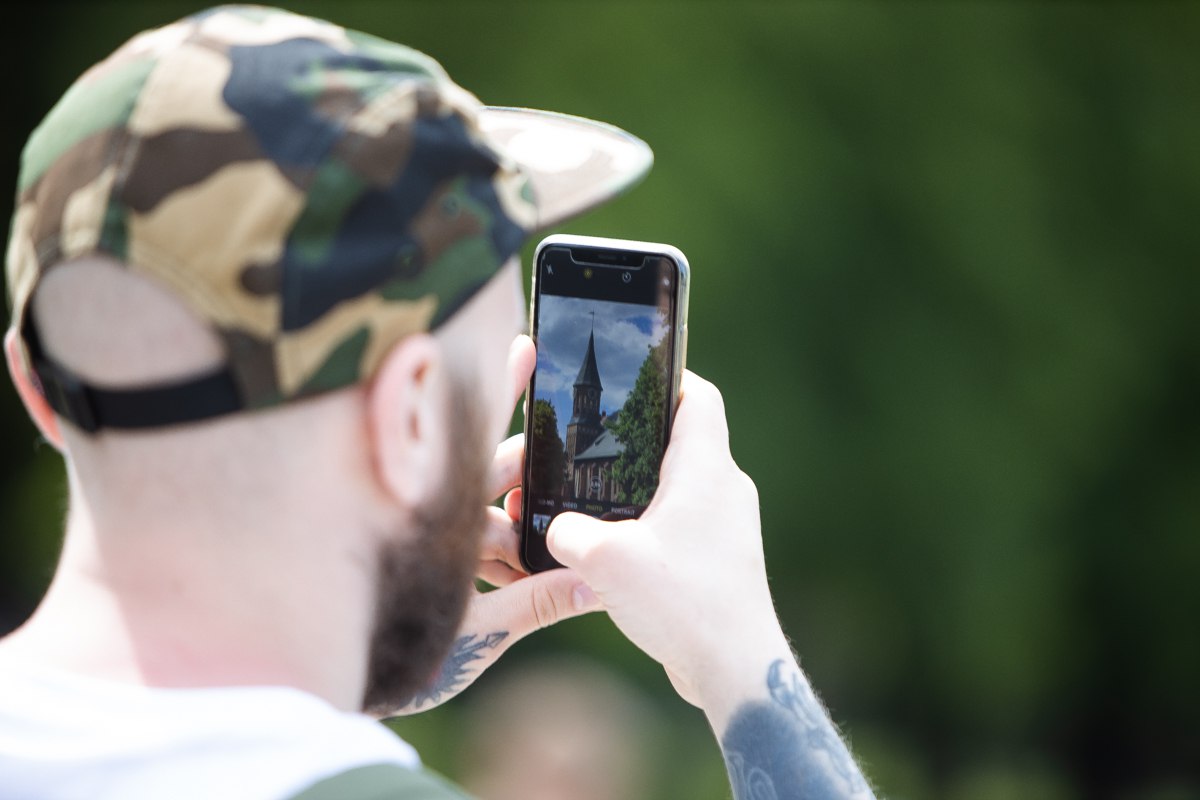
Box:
xmin=546 ymin=511 xmax=612 ymax=569
xmin=479 ymin=567 xmax=602 ymax=638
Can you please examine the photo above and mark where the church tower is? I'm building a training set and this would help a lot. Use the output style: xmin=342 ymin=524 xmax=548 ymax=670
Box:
xmin=564 ymin=328 xmax=604 ymax=484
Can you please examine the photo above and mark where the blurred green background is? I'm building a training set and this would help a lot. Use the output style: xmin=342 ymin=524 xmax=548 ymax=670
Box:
xmin=2 ymin=2 xmax=1197 ymax=798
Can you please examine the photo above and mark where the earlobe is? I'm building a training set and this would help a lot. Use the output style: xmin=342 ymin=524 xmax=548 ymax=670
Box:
xmin=366 ymin=333 xmax=451 ymax=511
xmin=5 ymin=328 xmax=64 ymax=449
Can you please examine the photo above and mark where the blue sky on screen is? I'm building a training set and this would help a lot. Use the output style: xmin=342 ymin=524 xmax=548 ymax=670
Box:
xmin=534 ymin=295 xmax=668 ymax=442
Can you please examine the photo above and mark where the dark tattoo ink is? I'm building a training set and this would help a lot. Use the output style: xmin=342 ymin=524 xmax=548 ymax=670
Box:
xmin=406 ymin=631 xmax=508 ymax=709
xmin=721 ymin=659 xmax=872 ymax=800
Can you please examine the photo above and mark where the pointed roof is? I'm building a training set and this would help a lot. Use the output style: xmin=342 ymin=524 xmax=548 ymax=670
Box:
xmin=574 ymin=330 xmax=603 ymax=390
xmin=574 ymin=428 xmax=624 ymax=462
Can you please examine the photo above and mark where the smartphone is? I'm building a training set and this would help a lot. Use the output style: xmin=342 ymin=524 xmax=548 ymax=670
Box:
xmin=519 ymin=234 xmax=690 ymax=573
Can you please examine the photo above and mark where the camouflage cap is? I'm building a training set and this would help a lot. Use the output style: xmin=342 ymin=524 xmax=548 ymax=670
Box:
xmin=6 ymin=5 xmax=652 ymax=433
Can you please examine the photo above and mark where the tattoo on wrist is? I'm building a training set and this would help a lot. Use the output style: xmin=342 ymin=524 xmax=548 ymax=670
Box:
xmin=721 ymin=659 xmax=872 ymax=800
xmin=406 ymin=631 xmax=508 ymax=710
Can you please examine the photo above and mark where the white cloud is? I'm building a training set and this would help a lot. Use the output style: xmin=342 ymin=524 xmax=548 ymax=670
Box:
xmin=533 ymin=294 xmax=669 ymax=439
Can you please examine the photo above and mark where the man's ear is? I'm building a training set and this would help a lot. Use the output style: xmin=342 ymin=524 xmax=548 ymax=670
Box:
xmin=5 ymin=328 xmax=64 ymax=450
xmin=366 ymin=333 xmax=451 ymax=510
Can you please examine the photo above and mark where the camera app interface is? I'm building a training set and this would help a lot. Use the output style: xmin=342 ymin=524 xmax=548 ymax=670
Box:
xmin=526 ymin=249 xmax=677 ymax=537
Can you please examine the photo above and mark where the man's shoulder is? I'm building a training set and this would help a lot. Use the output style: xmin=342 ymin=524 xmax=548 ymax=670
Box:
xmin=287 ymin=763 xmax=475 ymax=800
xmin=0 ymin=655 xmax=430 ymax=799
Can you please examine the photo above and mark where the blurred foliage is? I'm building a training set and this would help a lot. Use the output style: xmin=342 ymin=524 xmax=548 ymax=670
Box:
xmin=2 ymin=2 xmax=1198 ymax=799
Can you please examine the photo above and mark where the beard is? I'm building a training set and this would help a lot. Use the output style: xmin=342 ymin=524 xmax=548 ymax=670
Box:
xmin=360 ymin=379 xmax=491 ymax=715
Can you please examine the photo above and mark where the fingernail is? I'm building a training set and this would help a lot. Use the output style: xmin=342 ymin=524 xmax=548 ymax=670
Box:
xmin=572 ymin=583 xmax=600 ymax=612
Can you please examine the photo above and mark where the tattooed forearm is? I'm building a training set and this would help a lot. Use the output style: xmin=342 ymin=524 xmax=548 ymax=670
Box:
xmin=721 ymin=659 xmax=873 ymax=800
xmin=404 ymin=631 xmax=508 ymax=711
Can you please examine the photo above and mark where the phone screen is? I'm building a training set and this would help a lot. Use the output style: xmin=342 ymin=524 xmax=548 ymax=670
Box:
xmin=520 ymin=241 xmax=683 ymax=572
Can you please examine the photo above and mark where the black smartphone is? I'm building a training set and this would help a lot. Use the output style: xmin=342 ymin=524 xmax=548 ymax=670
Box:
xmin=519 ymin=234 xmax=690 ymax=573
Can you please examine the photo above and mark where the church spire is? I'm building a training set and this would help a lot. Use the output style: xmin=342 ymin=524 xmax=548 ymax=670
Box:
xmin=574 ymin=329 xmax=603 ymax=391
xmin=565 ymin=322 xmax=605 ymax=481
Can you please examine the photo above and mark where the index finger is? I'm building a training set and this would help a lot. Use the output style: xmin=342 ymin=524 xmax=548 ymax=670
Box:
xmin=503 ymin=334 xmax=537 ymax=422
xmin=665 ymin=370 xmax=732 ymax=457
xmin=487 ymin=434 xmax=525 ymax=501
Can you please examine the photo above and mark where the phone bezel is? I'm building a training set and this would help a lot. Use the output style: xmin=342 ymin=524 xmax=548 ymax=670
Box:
xmin=518 ymin=234 xmax=690 ymax=573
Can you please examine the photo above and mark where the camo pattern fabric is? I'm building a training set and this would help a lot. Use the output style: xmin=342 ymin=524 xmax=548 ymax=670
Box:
xmin=6 ymin=5 xmax=538 ymax=407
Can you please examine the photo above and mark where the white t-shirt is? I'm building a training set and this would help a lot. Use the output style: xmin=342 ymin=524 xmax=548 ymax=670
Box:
xmin=0 ymin=655 xmax=420 ymax=800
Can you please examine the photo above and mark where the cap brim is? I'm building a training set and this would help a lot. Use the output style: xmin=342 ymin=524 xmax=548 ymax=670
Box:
xmin=476 ymin=106 xmax=653 ymax=230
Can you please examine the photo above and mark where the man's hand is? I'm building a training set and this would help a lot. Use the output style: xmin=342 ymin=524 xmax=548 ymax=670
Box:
xmin=546 ymin=371 xmax=779 ymax=713
xmin=547 ymin=371 xmax=875 ymax=798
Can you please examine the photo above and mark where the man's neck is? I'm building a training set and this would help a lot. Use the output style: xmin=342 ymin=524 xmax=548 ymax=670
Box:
xmin=0 ymin=474 xmax=385 ymax=713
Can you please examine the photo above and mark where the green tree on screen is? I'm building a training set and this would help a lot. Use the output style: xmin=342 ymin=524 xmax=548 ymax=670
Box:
xmin=529 ymin=399 xmax=565 ymax=497
xmin=611 ymin=338 xmax=669 ymax=505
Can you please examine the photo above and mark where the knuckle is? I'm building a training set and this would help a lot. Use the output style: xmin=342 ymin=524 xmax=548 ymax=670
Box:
xmin=707 ymin=381 xmax=727 ymax=411
xmin=691 ymin=375 xmax=725 ymax=412
xmin=736 ymin=469 xmax=760 ymax=504
xmin=529 ymin=582 xmax=562 ymax=630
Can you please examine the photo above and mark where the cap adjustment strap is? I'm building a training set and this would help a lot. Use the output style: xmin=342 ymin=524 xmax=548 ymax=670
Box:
xmin=33 ymin=356 xmax=245 ymax=434
xmin=25 ymin=323 xmax=244 ymax=434
xmin=36 ymin=357 xmax=99 ymax=434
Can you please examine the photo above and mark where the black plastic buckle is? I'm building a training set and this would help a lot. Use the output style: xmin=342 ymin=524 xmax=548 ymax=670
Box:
xmin=35 ymin=359 xmax=100 ymax=434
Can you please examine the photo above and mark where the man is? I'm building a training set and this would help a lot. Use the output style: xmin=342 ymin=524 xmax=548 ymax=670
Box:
xmin=0 ymin=6 xmax=874 ymax=799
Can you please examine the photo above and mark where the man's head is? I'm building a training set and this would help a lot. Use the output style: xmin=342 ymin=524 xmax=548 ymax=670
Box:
xmin=4 ymin=6 xmax=650 ymax=710
xmin=7 ymin=5 xmax=651 ymax=432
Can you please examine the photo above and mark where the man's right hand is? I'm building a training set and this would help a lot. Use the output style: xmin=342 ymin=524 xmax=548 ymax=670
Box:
xmin=548 ymin=370 xmax=876 ymax=798
xmin=546 ymin=370 xmax=783 ymax=723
